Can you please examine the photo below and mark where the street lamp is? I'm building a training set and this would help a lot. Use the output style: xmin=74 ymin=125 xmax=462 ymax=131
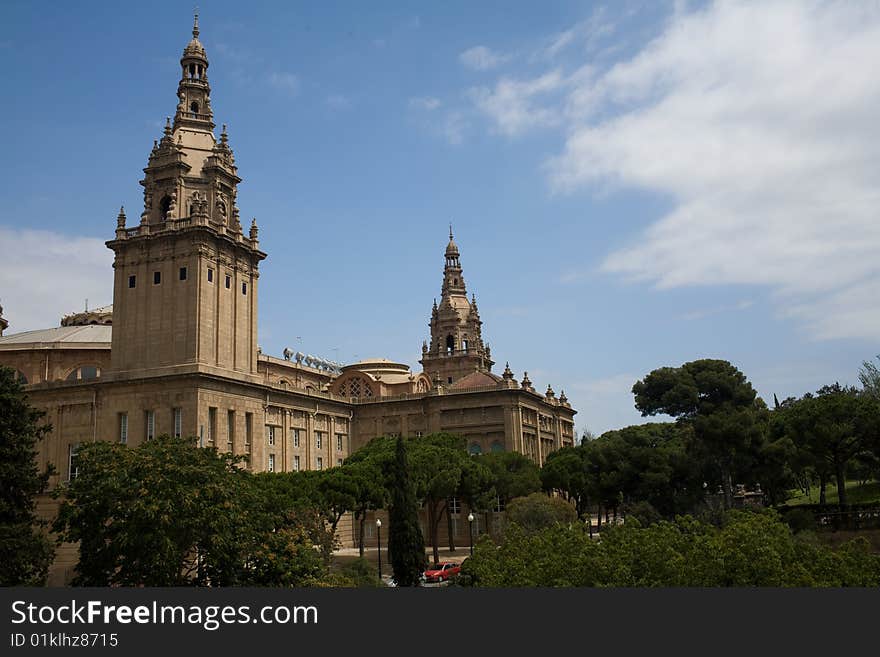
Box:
xmin=467 ymin=512 xmax=475 ymax=557
xmin=376 ymin=518 xmax=382 ymax=581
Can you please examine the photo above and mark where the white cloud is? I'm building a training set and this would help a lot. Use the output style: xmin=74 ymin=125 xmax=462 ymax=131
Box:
xmin=408 ymin=96 xmax=441 ymax=111
xmin=474 ymin=1 xmax=880 ymax=340
xmin=681 ymin=299 xmax=754 ymax=321
xmin=459 ymin=45 xmax=510 ymax=71
xmin=267 ymin=71 xmax=300 ymax=95
xmin=441 ymin=111 xmax=468 ymax=145
xmin=469 ymin=70 xmax=566 ymax=136
xmin=0 ymin=227 xmax=113 ymax=333
xmin=540 ymin=7 xmax=615 ymax=60
xmin=326 ymin=94 xmax=352 ymax=110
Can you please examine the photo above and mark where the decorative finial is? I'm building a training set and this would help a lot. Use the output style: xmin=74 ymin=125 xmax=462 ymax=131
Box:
xmin=117 ymin=206 xmax=126 ymax=228
xmin=449 ymin=223 xmax=453 ymax=240
xmin=193 ymin=9 xmax=200 ymax=39
xmin=249 ymin=218 xmax=259 ymax=240
xmin=221 ymin=123 xmax=228 ymax=142
xmin=164 ymin=117 xmax=172 ymax=136
xmin=502 ymin=362 xmax=514 ymax=380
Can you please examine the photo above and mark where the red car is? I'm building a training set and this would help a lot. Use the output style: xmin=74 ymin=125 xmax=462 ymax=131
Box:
xmin=422 ymin=562 xmax=461 ymax=583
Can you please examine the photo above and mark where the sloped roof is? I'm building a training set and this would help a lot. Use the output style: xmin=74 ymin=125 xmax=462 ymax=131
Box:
xmin=449 ymin=370 xmax=502 ymax=389
xmin=0 ymin=325 xmax=111 ymax=348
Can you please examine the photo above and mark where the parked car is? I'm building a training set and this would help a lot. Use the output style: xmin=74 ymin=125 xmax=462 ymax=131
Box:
xmin=422 ymin=562 xmax=461 ymax=583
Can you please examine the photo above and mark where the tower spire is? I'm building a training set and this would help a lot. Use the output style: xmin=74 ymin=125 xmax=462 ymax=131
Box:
xmin=193 ymin=9 xmax=200 ymax=39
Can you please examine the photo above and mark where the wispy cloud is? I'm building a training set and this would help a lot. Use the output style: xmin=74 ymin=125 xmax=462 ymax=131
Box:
xmin=539 ymin=7 xmax=616 ymax=60
xmin=459 ymin=45 xmax=510 ymax=71
xmin=468 ymin=70 xmax=566 ymax=136
xmin=441 ymin=110 xmax=468 ymax=145
xmin=470 ymin=1 xmax=880 ymax=340
xmin=266 ymin=71 xmax=300 ymax=95
xmin=681 ymin=300 xmax=754 ymax=321
xmin=0 ymin=228 xmax=112 ymax=333
xmin=326 ymin=94 xmax=352 ymax=110
xmin=409 ymin=96 xmax=441 ymax=111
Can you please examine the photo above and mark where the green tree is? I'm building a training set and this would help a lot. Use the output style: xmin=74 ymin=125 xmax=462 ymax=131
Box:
xmin=0 ymin=366 xmax=55 ymax=585
xmin=859 ymin=355 xmax=880 ymax=400
xmin=505 ymin=492 xmax=577 ymax=533
xmin=387 ymin=436 xmax=425 ymax=586
xmin=632 ymin=359 xmax=768 ymax=509
xmin=460 ymin=509 xmax=880 ymax=587
xmin=54 ymin=435 xmax=330 ymax=586
xmin=541 ymin=446 xmax=593 ymax=520
xmin=777 ymin=384 xmax=879 ymax=507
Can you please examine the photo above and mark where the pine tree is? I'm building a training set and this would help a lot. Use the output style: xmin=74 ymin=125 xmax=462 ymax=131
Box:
xmin=0 ymin=366 xmax=55 ymax=585
xmin=388 ymin=436 xmax=425 ymax=586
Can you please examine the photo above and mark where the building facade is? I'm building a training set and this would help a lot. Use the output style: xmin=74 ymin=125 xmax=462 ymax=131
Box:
xmin=0 ymin=16 xmax=577 ymax=584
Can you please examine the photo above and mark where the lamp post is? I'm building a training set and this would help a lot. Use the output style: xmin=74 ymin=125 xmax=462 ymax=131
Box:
xmin=376 ymin=518 xmax=382 ymax=581
xmin=467 ymin=512 xmax=475 ymax=557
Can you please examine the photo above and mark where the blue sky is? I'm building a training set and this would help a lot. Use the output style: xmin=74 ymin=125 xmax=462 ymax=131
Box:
xmin=1 ymin=1 xmax=878 ymax=435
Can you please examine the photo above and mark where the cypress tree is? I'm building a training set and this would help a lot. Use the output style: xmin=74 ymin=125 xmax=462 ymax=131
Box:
xmin=0 ymin=366 xmax=55 ymax=585
xmin=388 ymin=436 xmax=425 ymax=586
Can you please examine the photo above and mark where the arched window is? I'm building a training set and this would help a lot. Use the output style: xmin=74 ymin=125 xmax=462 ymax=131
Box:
xmin=446 ymin=335 xmax=455 ymax=355
xmin=190 ymin=101 xmax=200 ymax=117
xmin=279 ymin=379 xmax=289 ymax=389
xmin=462 ymin=337 xmax=469 ymax=352
xmin=160 ymin=195 xmax=172 ymax=219
xmin=468 ymin=443 xmax=483 ymax=455
xmin=188 ymin=63 xmax=196 ymax=78
xmin=490 ymin=441 xmax=505 ymax=453
xmin=66 ymin=366 xmax=100 ymax=381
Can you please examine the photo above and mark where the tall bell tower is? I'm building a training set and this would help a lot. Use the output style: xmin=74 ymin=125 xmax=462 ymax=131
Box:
xmin=419 ymin=228 xmax=494 ymax=385
xmin=106 ymin=14 xmax=266 ymax=378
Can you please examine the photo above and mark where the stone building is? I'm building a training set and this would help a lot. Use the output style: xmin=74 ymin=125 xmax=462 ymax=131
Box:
xmin=0 ymin=16 xmax=577 ymax=583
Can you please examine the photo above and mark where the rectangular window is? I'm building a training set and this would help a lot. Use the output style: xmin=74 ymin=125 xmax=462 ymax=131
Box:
xmin=119 ymin=413 xmax=128 ymax=444
xmin=449 ymin=496 xmax=461 ymax=515
xmin=337 ymin=458 xmax=343 ymax=467
xmin=316 ymin=456 xmax=323 ymax=471
xmin=179 ymin=266 xmax=187 ymax=281
xmin=267 ymin=425 xmax=276 ymax=446
xmin=292 ymin=428 xmax=300 ymax=448
xmin=315 ymin=432 xmax=323 ymax=449
xmin=208 ymin=407 xmax=217 ymax=446
xmin=173 ymin=408 xmax=182 ymax=438
xmin=336 ymin=434 xmax=343 ymax=451
xmin=268 ymin=453 xmax=275 ymax=473
xmin=225 ymin=275 xmax=231 ymax=289
xmin=207 ymin=267 xmax=214 ymax=283
xmin=293 ymin=455 xmax=300 ymax=471
xmin=242 ymin=282 xmax=247 ymax=295
xmin=128 ymin=275 xmax=136 ymax=289
xmin=145 ymin=410 xmax=155 ymax=441
xmin=245 ymin=412 xmax=253 ymax=450
xmin=153 ymin=271 xmax=161 ymax=285
xmin=68 ymin=444 xmax=80 ymax=481
xmin=227 ymin=410 xmax=235 ymax=451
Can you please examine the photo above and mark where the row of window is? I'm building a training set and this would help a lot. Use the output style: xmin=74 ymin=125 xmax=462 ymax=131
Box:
xmin=267 ymin=454 xmax=344 ymax=473
xmin=268 ymin=427 xmax=346 ymax=451
xmin=117 ymin=408 xmax=183 ymax=445
xmin=128 ymin=267 xmax=248 ymax=295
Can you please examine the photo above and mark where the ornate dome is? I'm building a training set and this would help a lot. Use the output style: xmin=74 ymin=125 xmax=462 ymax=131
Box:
xmin=182 ymin=14 xmax=207 ymax=61
xmin=445 ymin=225 xmax=459 ymax=256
